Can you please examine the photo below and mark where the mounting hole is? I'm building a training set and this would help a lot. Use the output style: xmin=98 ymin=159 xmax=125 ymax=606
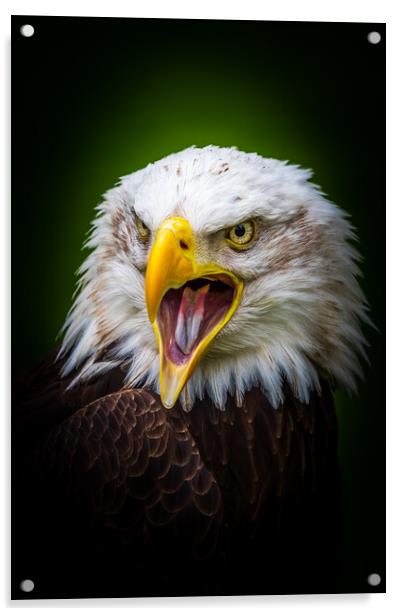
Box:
xmin=20 ymin=579 xmax=34 ymax=592
xmin=20 ymin=24 xmax=35 ymax=38
xmin=367 ymin=573 xmax=381 ymax=587
xmin=367 ymin=31 xmax=381 ymax=45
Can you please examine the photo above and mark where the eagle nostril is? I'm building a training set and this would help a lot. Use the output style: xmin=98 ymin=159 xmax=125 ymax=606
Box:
xmin=180 ymin=240 xmax=189 ymax=250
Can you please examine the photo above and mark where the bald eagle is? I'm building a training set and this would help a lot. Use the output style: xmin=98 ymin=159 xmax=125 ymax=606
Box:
xmin=13 ymin=146 xmax=368 ymax=598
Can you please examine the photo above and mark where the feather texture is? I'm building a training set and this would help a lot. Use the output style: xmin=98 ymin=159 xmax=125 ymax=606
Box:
xmin=58 ymin=146 xmax=369 ymax=411
xmin=12 ymin=146 xmax=363 ymax=597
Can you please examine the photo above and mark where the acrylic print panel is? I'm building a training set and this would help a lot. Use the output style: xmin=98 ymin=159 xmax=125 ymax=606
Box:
xmin=11 ymin=16 xmax=385 ymax=599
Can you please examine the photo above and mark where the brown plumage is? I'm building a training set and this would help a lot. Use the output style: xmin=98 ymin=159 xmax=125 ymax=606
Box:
xmin=13 ymin=349 xmax=342 ymax=598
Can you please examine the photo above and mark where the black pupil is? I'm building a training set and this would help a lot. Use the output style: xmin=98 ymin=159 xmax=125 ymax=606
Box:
xmin=235 ymin=224 xmax=245 ymax=237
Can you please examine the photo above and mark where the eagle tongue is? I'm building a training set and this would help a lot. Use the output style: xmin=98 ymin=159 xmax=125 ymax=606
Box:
xmin=175 ymin=284 xmax=210 ymax=355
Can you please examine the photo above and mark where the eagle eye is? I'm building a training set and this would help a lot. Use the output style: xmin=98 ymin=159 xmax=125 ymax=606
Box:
xmin=226 ymin=220 xmax=256 ymax=250
xmin=135 ymin=216 xmax=150 ymax=241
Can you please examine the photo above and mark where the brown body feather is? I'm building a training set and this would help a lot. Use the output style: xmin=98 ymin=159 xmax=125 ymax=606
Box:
xmin=12 ymin=350 xmax=342 ymax=598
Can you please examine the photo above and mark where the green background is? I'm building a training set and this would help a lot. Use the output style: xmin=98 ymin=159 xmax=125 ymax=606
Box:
xmin=12 ymin=17 xmax=385 ymax=592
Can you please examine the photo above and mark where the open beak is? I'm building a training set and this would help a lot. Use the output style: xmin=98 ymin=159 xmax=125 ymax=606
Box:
xmin=145 ymin=217 xmax=243 ymax=408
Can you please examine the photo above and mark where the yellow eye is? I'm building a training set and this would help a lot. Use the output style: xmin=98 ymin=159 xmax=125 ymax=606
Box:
xmin=226 ymin=220 xmax=256 ymax=249
xmin=135 ymin=216 xmax=150 ymax=241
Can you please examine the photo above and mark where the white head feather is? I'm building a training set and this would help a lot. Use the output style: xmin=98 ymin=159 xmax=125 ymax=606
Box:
xmin=59 ymin=146 xmax=369 ymax=410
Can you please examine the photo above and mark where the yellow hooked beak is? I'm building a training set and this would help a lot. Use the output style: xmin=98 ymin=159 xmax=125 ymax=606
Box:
xmin=145 ymin=217 xmax=243 ymax=409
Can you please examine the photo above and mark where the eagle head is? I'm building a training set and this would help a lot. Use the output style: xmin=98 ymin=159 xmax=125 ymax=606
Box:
xmin=60 ymin=146 xmax=369 ymax=411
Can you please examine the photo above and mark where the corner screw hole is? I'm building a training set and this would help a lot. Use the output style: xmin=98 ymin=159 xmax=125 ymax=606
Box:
xmin=367 ymin=573 xmax=381 ymax=587
xmin=20 ymin=579 xmax=34 ymax=592
xmin=367 ymin=31 xmax=381 ymax=45
xmin=20 ymin=24 xmax=35 ymax=38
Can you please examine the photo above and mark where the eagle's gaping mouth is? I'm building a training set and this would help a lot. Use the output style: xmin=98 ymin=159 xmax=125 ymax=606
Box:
xmin=145 ymin=217 xmax=243 ymax=408
xmin=158 ymin=275 xmax=236 ymax=365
